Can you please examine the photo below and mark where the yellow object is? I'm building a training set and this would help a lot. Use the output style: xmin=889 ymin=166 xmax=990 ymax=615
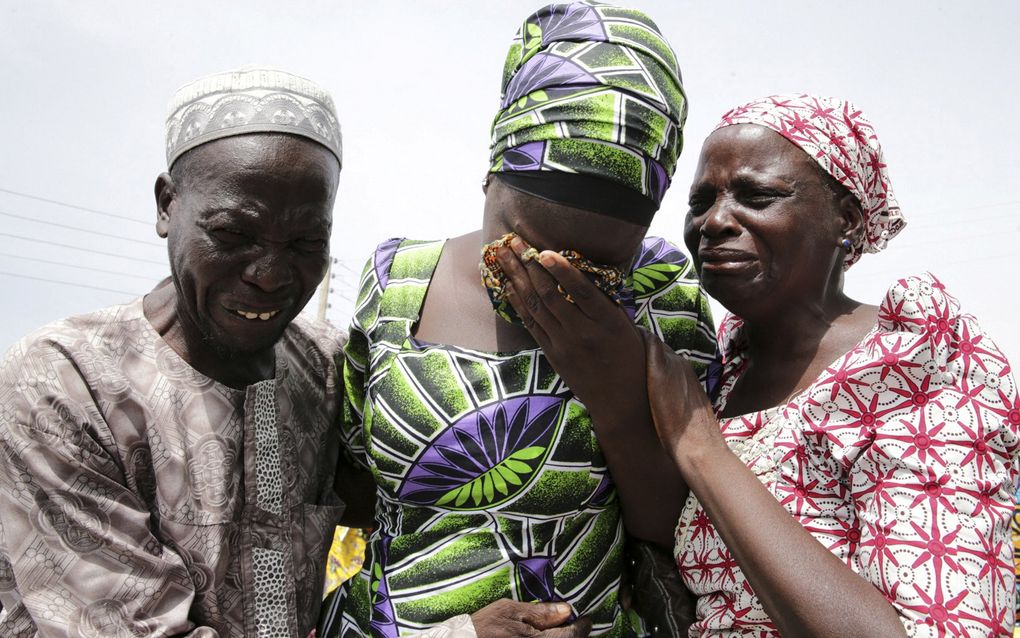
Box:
xmin=324 ymin=526 xmax=367 ymax=595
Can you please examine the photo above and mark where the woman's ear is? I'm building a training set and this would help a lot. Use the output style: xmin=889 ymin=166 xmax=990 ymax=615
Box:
xmin=837 ymin=192 xmax=865 ymax=244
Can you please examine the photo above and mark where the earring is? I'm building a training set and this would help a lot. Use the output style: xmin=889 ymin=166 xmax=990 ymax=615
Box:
xmin=840 ymin=238 xmax=852 ymax=251
xmin=482 ymin=175 xmax=491 ymax=188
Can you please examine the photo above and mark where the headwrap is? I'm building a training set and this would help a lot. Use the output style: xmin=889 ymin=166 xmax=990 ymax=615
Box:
xmin=489 ymin=1 xmax=687 ymax=225
xmin=715 ymin=94 xmax=905 ymax=267
xmin=165 ymin=66 xmax=342 ymax=168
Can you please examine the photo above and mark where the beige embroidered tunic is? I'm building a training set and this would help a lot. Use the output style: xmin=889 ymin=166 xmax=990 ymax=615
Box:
xmin=0 ymin=299 xmax=346 ymax=637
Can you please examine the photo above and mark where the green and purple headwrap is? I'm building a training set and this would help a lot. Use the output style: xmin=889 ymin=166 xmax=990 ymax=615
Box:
xmin=489 ymin=1 xmax=687 ymax=225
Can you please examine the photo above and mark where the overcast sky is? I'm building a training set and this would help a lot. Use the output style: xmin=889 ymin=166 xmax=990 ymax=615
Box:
xmin=1 ymin=0 xmax=1017 ymax=363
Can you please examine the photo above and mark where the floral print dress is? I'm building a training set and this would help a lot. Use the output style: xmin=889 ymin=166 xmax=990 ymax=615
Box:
xmin=675 ymin=274 xmax=1020 ymax=636
xmin=330 ymin=236 xmax=716 ymax=637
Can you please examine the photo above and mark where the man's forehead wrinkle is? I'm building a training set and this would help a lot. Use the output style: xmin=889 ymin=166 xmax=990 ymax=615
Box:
xmin=198 ymin=203 xmax=331 ymax=236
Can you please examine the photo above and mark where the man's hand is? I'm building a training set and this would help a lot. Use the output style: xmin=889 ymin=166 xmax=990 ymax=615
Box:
xmin=470 ymin=600 xmax=592 ymax=638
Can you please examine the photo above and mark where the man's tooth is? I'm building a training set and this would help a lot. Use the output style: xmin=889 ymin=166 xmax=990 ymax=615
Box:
xmin=244 ymin=311 xmax=258 ymax=319
xmin=259 ymin=312 xmax=271 ymax=321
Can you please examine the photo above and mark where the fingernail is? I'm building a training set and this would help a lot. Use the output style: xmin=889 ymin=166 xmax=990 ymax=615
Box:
xmin=538 ymin=251 xmax=555 ymax=267
xmin=510 ymin=236 xmax=527 ymax=255
xmin=553 ymin=603 xmax=571 ymax=615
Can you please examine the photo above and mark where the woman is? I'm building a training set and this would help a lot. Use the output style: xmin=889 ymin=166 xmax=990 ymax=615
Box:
xmin=324 ymin=3 xmax=715 ymax=636
xmin=496 ymin=94 xmax=1020 ymax=636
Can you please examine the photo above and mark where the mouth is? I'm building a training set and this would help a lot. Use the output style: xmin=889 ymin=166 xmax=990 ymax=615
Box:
xmin=230 ymin=308 xmax=282 ymax=321
xmin=698 ymin=248 xmax=756 ymax=272
xmin=221 ymin=299 xmax=290 ymax=324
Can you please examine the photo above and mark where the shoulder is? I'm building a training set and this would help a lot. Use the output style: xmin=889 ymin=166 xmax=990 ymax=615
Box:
xmin=1 ymin=300 xmax=143 ymax=379
xmin=631 ymin=235 xmax=696 ymax=280
xmin=877 ymin=273 xmax=961 ymax=335
xmin=629 ymin=235 xmax=701 ymax=308
xmin=873 ymin=272 xmax=1012 ymax=372
xmin=0 ymin=301 xmax=144 ymax=432
xmin=350 ymin=238 xmax=447 ymax=293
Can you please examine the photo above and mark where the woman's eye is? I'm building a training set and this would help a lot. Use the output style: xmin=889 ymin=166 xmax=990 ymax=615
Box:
xmin=687 ymin=197 xmax=712 ymax=215
xmin=742 ymin=191 xmax=781 ymax=208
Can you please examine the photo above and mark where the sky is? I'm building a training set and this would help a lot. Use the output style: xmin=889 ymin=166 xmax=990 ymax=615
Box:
xmin=1 ymin=0 xmax=1018 ymax=363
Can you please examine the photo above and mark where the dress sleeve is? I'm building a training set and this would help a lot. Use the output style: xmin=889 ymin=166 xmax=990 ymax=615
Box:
xmin=848 ymin=274 xmax=1020 ymax=636
xmin=629 ymin=236 xmax=716 ymax=382
xmin=339 ymin=240 xmax=401 ymax=470
xmin=0 ymin=339 xmax=218 ymax=637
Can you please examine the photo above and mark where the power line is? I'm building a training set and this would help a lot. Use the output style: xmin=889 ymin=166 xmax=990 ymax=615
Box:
xmin=0 ymin=252 xmax=163 ymax=281
xmin=0 ymin=271 xmax=139 ymax=296
xmin=0 ymin=210 xmax=163 ymax=247
xmin=0 ymin=232 xmax=167 ymax=266
xmin=0 ymin=186 xmax=151 ymax=226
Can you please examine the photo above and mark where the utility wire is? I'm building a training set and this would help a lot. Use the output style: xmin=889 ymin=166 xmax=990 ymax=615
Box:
xmin=0 ymin=252 xmax=163 ymax=281
xmin=0 ymin=233 xmax=166 ymax=266
xmin=0 ymin=271 xmax=138 ymax=296
xmin=0 ymin=186 xmax=150 ymax=226
xmin=0 ymin=210 xmax=163 ymax=247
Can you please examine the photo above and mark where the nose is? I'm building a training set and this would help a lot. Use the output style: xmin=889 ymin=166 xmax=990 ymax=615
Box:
xmin=241 ymin=248 xmax=294 ymax=293
xmin=699 ymin=197 xmax=741 ymax=239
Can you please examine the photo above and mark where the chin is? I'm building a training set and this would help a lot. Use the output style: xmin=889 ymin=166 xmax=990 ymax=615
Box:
xmin=201 ymin=322 xmax=289 ymax=361
xmin=703 ymin=275 xmax=771 ymax=317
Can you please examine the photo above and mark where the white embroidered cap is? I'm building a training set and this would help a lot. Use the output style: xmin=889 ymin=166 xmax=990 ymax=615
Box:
xmin=165 ymin=66 xmax=342 ymax=168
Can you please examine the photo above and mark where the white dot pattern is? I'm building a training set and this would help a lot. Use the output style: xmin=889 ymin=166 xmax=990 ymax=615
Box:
xmin=252 ymin=380 xmax=283 ymax=515
xmin=252 ymin=546 xmax=289 ymax=638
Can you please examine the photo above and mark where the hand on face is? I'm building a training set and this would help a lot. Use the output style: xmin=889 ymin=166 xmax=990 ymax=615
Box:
xmin=494 ymin=236 xmax=643 ymax=416
xmin=470 ymin=599 xmax=592 ymax=638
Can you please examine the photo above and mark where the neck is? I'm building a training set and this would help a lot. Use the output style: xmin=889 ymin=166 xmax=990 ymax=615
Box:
xmin=143 ymin=280 xmax=277 ymax=389
xmin=740 ymin=279 xmax=859 ymax=363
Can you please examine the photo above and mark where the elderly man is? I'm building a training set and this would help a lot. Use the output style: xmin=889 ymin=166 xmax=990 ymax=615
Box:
xmin=0 ymin=67 xmax=349 ymax=637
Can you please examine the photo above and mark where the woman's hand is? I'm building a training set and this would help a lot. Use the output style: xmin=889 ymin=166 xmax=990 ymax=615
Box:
xmin=494 ymin=237 xmax=642 ymax=418
xmin=470 ymin=600 xmax=592 ymax=638
xmin=495 ymin=238 xmax=688 ymax=548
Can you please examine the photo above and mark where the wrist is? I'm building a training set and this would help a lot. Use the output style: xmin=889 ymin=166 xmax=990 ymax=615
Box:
xmin=671 ymin=412 xmax=729 ymax=480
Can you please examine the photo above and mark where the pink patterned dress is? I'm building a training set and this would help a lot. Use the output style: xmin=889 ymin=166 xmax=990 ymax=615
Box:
xmin=675 ymin=274 xmax=1020 ymax=636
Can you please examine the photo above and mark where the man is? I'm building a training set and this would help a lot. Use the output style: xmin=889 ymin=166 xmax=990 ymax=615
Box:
xmin=0 ymin=67 xmax=348 ymax=637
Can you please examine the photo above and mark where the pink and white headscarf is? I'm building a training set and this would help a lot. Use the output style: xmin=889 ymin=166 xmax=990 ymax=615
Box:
xmin=715 ymin=94 xmax=906 ymax=267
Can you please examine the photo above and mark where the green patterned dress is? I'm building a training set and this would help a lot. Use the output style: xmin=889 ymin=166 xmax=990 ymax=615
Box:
xmin=331 ymin=236 xmax=715 ymax=637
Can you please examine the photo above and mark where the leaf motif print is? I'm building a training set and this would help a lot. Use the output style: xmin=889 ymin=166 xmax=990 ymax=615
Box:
xmin=502 ymin=53 xmax=596 ymax=109
xmin=536 ymin=3 xmax=606 ymax=44
xmin=399 ymin=396 xmax=565 ymax=510
xmin=369 ymin=537 xmax=398 ymax=638
xmin=628 ymin=236 xmax=687 ymax=298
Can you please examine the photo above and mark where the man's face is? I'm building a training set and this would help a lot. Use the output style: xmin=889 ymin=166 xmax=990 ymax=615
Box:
xmin=159 ymin=134 xmax=339 ymax=358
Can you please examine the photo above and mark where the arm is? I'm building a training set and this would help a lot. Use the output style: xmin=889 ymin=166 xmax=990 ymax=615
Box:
xmin=495 ymin=240 xmax=686 ymax=548
xmin=643 ymin=333 xmax=907 ymax=637
xmin=0 ymin=356 xmax=217 ymax=636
